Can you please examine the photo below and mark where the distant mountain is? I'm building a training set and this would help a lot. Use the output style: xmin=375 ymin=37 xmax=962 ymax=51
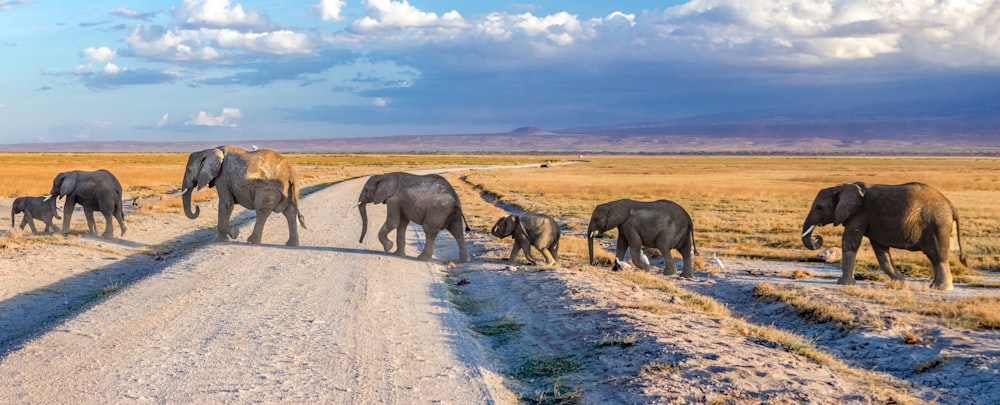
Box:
xmin=2 ymin=105 xmax=998 ymax=154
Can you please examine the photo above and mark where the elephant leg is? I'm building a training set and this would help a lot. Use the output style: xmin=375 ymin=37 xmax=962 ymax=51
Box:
xmin=248 ymin=209 xmax=270 ymax=244
xmin=871 ymin=242 xmax=904 ymax=282
xmin=449 ymin=218 xmax=470 ymax=263
xmin=100 ymin=210 xmax=115 ymax=238
xmin=376 ymin=220 xmax=395 ymax=252
xmin=282 ymin=207 xmax=300 ymax=247
xmin=541 ymin=248 xmax=556 ymax=266
xmin=216 ymin=200 xmax=236 ymax=242
xmin=61 ymin=201 xmax=75 ymax=234
xmin=83 ymin=208 xmax=98 ymax=235
xmin=615 ymin=235 xmax=628 ymax=261
xmin=508 ymin=243 xmax=522 ymax=264
xmin=394 ymin=222 xmax=408 ymax=256
xmin=838 ymin=231 xmax=864 ymax=285
xmin=923 ymin=244 xmax=954 ymax=291
xmin=417 ymin=227 xmax=439 ymax=261
xmin=673 ymin=239 xmax=695 ymax=279
xmin=520 ymin=240 xmax=540 ymax=265
xmin=22 ymin=215 xmax=38 ymax=234
xmin=629 ymin=244 xmax=649 ymax=271
xmin=660 ymin=249 xmax=678 ymax=276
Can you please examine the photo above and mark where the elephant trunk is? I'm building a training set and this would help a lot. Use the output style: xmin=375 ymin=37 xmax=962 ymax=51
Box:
xmin=49 ymin=194 xmax=59 ymax=221
xmin=587 ymin=222 xmax=597 ymax=265
xmin=358 ymin=202 xmax=368 ymax=243
xmin=182 ymin=187 xmax=200 ymax=219
xmin=801 ymin=223 xmax=824 ymax=250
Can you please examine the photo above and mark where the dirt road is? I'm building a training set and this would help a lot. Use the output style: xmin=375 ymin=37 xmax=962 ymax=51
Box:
xmin=0 ymin=176 xmax=511 ymax=403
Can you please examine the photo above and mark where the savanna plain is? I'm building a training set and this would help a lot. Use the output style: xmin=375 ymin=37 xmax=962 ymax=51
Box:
xmin=1 ymin=153 xmax=999 ymax=404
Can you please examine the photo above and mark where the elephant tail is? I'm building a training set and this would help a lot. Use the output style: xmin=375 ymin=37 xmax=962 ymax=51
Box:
xmin=116 ymin=188 xmax=127 ymax=236
xmin=953 ymin=207 xmax=967 ymax=267
xmin=289 ymin=178 xmax=306 ymax=230
xmin=689 ymin=218 xmax=700 ymax=257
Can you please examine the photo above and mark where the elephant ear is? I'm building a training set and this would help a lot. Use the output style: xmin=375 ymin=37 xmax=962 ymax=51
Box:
xmin=196 ymin=148 xmax=225 ymax=191
xmin=57 ymin=172 xmax=77 ymax=197
xmin=499 ymin=216 xmax=517 ymax=237
xmin=373 ymin=174 xmax=398 ymax=204
xmin=606 ymin=201 xmax=631 ymax=229
xmin=834 ymin=183 xmax=864 ymax=226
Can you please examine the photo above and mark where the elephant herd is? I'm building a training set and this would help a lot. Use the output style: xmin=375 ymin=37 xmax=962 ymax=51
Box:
xmin=9 ymin=147 xmax=969 ymax=291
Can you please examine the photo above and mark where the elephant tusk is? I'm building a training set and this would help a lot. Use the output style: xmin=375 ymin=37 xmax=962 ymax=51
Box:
xmin=802 ymin=225 xmax=815 ymax=238
xmin=43 ymin=194 xmax=52 ymax=201
xmin=180 ymin=188 xmax=189 ymax=195
xmin=352 ymin=202 xmax=361 ymax=208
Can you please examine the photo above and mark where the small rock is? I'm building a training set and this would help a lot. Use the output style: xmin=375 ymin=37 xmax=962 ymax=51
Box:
xmin=817 ymin=247 xmax=842 ymax=263
xmin=457 ymin=278 xmax=470 ymax=286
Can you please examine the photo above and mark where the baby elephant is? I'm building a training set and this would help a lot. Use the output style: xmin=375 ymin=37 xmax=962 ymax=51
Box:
xmin=491 ymin=214 xmax=561 ymax=265
xmin=11 ymin=196 xmax=61 ymax=234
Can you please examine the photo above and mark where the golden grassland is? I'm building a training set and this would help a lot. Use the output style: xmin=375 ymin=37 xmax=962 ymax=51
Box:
xmin=5 ymin=153 xmax=995 ymax=274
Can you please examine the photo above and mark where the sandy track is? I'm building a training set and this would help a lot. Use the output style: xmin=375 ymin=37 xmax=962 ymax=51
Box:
xmin=0 ymin=177 xmax=510 ymax=403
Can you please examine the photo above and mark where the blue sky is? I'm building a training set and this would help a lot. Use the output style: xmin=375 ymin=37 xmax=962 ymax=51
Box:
xmin=1 ymin=0 xmax=998 ymax=143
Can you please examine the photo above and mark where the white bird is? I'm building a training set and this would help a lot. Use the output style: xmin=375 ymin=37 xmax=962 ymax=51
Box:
xmin=614 ymin=258 xmax=632 ymax=270
xmin=639 ymin=253 xmax=650 ymax=267
xmin=712 ymin=252 xmax=725 ymax=270
xmin=251 ymin=144 xmax=258 ymax=151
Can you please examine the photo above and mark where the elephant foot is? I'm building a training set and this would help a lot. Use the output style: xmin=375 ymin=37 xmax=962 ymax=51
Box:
xmin=247 ymin=235 xmax=263 ymax=244
xmin=662 ymin=268 xmax=677 ymax=276
xmin=229 ymin=228 xmax=240 ymax=239
xmin=930 ymin=281 xmax=954 ymax=291
xmin=285 ymin=239 xmax=299 ymax=247
xmin=382 ymin=240 xmax=394 ymax=252
xmin=678 ymin=271 xmax=695 ymax=279
xmin=836 ymin=277 xmax=857 ymax=285
xmin=417 ymin=252 xmax=434 ymax=261
xmin=215 ymin=234 xmax=232 ymax=243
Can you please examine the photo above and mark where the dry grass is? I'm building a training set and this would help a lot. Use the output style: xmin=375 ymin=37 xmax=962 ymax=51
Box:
xmin=839 ymin=285 xmax=1000 ymax=331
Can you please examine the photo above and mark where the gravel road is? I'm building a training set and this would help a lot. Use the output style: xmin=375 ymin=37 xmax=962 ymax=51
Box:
xmin=0 ymin=176 xmax=510 ymax=403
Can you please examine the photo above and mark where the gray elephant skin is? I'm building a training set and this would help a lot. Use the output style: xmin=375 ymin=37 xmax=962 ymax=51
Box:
xmin=357 ymin=172 xmax=470 ymax=262
xmin=182 ymin=146 xmax=306 ymax=246
xmin=11 ymin=196 xmax=62 ymax=234
xmin=491 ymin=214 xmax=560 ymax=265
xmin=587 ymin=199 xmax=698 ymax=278
xmin=48 ymin=169 xmax=126 ymax=238
xmin=801 ymin=181 xmax=967 ymax=290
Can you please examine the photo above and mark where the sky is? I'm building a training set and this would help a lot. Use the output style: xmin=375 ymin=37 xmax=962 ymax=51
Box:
xmin=1 ymin=0 xmax=998 ymax=144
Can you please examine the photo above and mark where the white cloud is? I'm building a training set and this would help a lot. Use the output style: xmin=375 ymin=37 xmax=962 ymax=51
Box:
xmin=202 ymin=28 xmax=312 ymax=55
xmin=123 ymin=25 xmax=220 ymax=61
xmin=0 ymin=103 xmax=7 ymax=109
xmin=156 ymin=113 xmax=169 ymax=127
xmin=185 ymin=107 xmax=242 ymax=127
xmin=102 ymin=63 xmax=122 ymax=74
xmin=173 ymin=0 xmax=268 ymax=29
xmin=351 ymin=0 xmax=466 ymax=32
xmin=373 ymin=97 xmax=388 ymax=108
xmin=313 ymin=0 xmax=346 ymax=22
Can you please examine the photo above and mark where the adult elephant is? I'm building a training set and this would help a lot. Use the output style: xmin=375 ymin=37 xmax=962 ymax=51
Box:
xmin=587 ymin=199 xmax=698 ymax=278
xmin=801 ymin=182 xmax=967 ymax=290
xmin=357 ymin=172 xmax=470 ymax=262
xmin=47 ymin=170 xmax=126 ymax=238
xmin=12 ymin=195 xmax=61 ymax=234
xmin=181 ymin=146 xmax=306 ymax=246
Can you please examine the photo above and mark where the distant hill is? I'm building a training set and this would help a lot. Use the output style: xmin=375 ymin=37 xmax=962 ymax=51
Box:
xmin=3 ymin=112 xmax=999 ymax=155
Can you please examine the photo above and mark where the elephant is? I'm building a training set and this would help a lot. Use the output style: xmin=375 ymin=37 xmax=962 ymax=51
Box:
xmin=491 ymin=214 xmax=560 ymax=265
xmin=11 ymin=196 xmax=61 ymax=234
xmin=357 ymin=172 xmax=470 ymax=262
xmin=48 ymin=169 xmax=126 ymax=238
xmin=587 ymin=199 xmax=698 ymax=278
xmin=801 ymin=182 xmax=968 ymax=290
xmin=181 ymin=146 xmax=306 ymax=246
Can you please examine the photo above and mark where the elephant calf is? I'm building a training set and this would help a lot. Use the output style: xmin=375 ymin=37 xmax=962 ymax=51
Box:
xmin=11 ymin=196 xmax=61 ymax=234
xmin=491 ymin=214 xmax=561 ymax=265
xmin=588 ymin=199 xmax=699 ymax=278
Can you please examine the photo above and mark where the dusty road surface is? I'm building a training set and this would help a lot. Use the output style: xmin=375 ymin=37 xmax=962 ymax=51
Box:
xmin=0 ymin=176 xmax=512 ymax=403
